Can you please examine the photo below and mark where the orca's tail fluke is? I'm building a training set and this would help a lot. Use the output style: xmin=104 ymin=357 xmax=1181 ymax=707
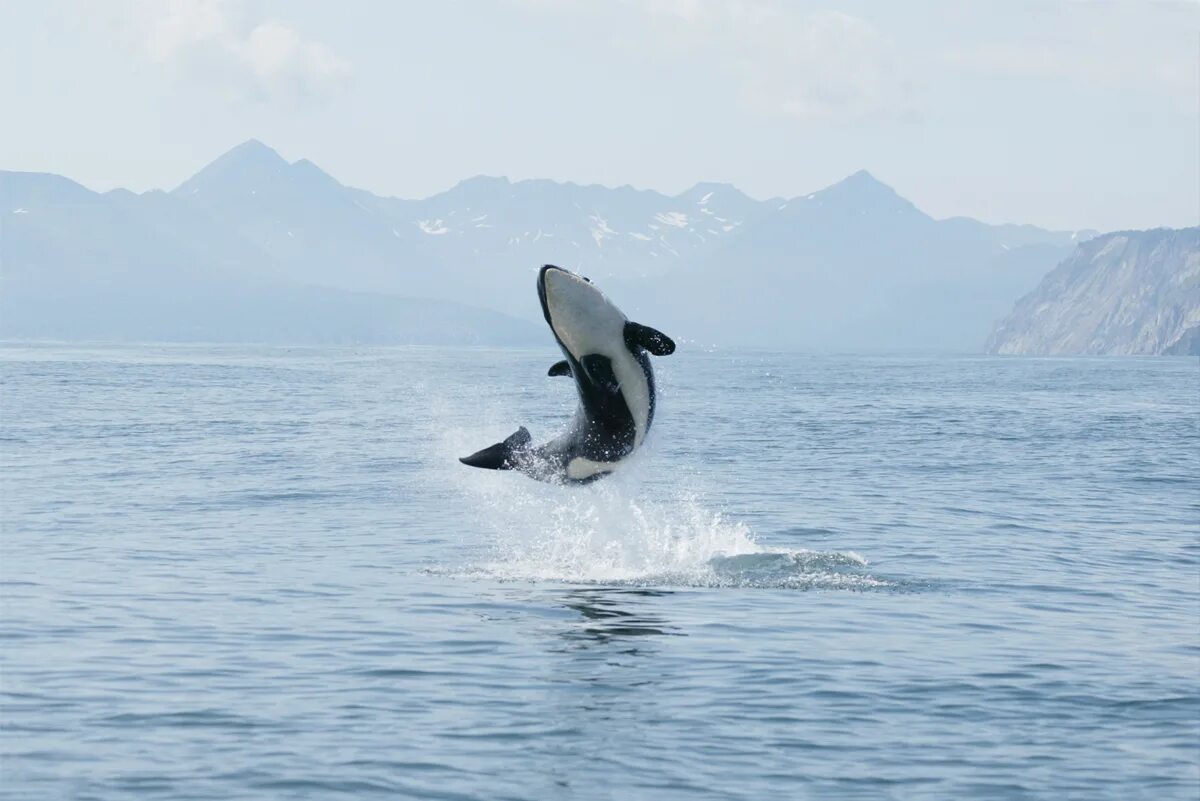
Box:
xmin=459 ymin=426 xmax=532 ymax=471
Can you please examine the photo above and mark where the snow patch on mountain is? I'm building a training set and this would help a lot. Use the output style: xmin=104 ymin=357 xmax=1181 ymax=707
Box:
xmin=418 ymin=219 xmax=449 ymax=235
xmin=590 ymin=214 xmax=617 ymax=247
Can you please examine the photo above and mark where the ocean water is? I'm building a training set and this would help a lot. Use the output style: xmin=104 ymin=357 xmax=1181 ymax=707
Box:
xmin=1 ymin=343 xmax=1197 ymax=800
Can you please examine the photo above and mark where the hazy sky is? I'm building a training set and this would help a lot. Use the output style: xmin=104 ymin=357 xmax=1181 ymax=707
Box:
xmin=2 ymin=0 xmax=1196 ymax=231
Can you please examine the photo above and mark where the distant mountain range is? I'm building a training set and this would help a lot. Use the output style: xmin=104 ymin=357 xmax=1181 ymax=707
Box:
xmin=986 ymin=228 xmax=1200 ymax=356
xmin=2 ymin=139 xmax=1098 ymax=348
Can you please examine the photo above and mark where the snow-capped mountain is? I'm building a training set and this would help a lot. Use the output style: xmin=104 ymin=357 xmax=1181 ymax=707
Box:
xmin=2 ymin=140 xmax=1094 ymax=349
xmin=163 ymin=140 xmax=778 ymax=318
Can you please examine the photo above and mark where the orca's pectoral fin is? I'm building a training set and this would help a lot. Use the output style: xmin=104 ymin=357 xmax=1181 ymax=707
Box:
xmin=547 ymin=360 xmax=572 ymax=377
xmin=624 ymin=321 xmax=676 ymax=356
xmin=459 ymin=426 xmax=532 ymax=471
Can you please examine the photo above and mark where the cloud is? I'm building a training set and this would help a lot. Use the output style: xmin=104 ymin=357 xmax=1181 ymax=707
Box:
xmin=941 ymin=2 xmax=1197 ymax=105
xmin=131 ymin=0 xmax=350 ymax=102
xmin=722 ymin=8 xmax=915 ymax=122
xmin=517 ymin=0 xmax=917 ymax=123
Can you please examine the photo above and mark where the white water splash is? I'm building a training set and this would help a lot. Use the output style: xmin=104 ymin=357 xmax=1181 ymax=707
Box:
xmin=450 ymin=466 xmax=883 ymax=589
xmin=477 ymin=480 xmax=758 ymax=583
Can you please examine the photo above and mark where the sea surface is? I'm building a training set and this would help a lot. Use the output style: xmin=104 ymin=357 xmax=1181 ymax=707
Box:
xmin=1 ymin=343 xmax=1197 ymax=800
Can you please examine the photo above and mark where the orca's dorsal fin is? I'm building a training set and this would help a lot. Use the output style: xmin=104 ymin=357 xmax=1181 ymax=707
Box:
xmin=547 ymin=360 xmax=571 ymax=377
xmin=624 ymin=321 xmax=676 ymax=356
xmin=459 ymin=426 xmax=531 ymax=470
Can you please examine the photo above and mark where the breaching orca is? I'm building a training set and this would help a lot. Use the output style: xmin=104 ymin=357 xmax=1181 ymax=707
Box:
xmin=460 ymin=265 xmax=675 ymax=484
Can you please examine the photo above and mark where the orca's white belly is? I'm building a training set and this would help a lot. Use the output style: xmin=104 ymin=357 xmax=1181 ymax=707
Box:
xmin=544 ymin=271 xmax=652 ymax=446
xmin=566 ymin=456 xmax=617 ymax=481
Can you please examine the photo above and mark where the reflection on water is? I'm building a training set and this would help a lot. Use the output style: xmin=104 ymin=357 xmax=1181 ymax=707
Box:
xmin=558 ymin=588 xmax=679 ymax=644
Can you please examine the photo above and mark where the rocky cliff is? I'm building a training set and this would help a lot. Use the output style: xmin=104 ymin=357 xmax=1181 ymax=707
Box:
xmin=985 ymin=228 xmax=1199 ymax=355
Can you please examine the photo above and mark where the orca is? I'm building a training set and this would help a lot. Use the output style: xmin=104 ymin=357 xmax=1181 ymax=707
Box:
xmin=460 ymin=265 xmax=675 ymax=484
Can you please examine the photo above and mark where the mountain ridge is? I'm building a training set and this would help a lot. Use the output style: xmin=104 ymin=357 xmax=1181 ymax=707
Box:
xmin=3 ymin=140 xmax=1100 ymax=349
xmin=0 ymin=166 xmax=543 ymax=346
